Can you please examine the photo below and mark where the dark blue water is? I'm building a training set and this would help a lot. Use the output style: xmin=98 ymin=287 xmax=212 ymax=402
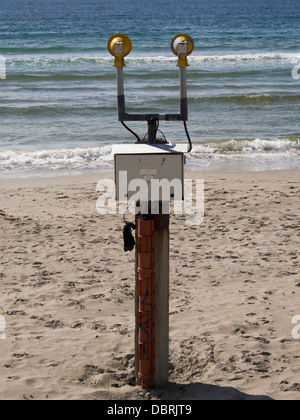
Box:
xmin=0 ymin=0 xmax=300 ymax=177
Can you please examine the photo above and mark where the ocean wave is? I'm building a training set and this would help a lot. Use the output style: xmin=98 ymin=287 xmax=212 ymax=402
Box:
xmin=7 ymin=51 xmax=300 ymax=66
xmin=0 ymin=105 xmax=116 ymax=116
xmin=0 ymin=146 xmax=113 ymax=175
xmin=128 ymin=52 xmax=300 ymax=65
xmin=186 ymin=138 xmax=300 ymax=172
xmin=3 ymin=94 xmax=298 ymax=119
xmin=0 ymin=138 xmax=299 ymax=178
xmin=157 ymin=93 xmax=300 ymax=106
xmin=190 ymin=52 xmax=300 ymax=63
xmin=189 ymin=138 xmax=300 ymax=155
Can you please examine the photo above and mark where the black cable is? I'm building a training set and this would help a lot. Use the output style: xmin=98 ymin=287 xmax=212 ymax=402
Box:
xmin=184 ymin=121 xmax=193 ymax=153
xmin=123 ymin=222 xmax=136 ymax=252
xmin=123 ymin=200 xmax=136 ymax=252
xmin=121 ymin=121 xmax=141 ymax=142
xmin=157 ymin=129 xmax=168 ymax=143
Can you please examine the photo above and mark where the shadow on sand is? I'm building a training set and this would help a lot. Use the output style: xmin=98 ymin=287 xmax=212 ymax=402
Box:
xmin=156 ymin=381 xmax=273 ymax=400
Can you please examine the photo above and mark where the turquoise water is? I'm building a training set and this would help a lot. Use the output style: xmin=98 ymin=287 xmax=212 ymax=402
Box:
xmin=0 ymin=0 xmax=300 ymax=177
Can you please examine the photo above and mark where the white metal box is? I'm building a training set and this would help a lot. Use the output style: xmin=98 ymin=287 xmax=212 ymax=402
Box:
xmin=112 ymin=144 xmax=186 ymax=201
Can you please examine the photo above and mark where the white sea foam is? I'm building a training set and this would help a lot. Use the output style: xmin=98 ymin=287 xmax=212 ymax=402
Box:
xmin=9 ymin=51 xmax=300 ymax=66
xmin=0 ymin=146 xmax=113 ymax=177
xmin=186 ymin=138 xmax=300 ymax=172
xmin=0 ymin=138 xmax=299 ymax=178
xmin=189 ymin=138 xmax=300 ymax=155
xmin=190 ymin=52 xmax=300 ymax=64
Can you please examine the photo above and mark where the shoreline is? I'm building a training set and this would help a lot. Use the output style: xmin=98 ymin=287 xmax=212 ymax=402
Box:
xmin=0 ymin=167 xmax=299 ymax=189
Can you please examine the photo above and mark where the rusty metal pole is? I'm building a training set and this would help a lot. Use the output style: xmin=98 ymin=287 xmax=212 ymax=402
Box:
xmin=135 ymin=209 xmax=170 ymax=390
xmin=135 ymin=117 xmax=170 ymax=389
xmin=134 ymin=114 xmax=170 ymax=389
xmin=149 ymin=210 xmax=170 ymax=388
xmin=136 ymin=218 xmax=155 ymax=389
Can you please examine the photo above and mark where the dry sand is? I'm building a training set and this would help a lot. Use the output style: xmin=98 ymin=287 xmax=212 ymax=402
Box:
xmin=0 ymin=169 xmax=300 ymax=400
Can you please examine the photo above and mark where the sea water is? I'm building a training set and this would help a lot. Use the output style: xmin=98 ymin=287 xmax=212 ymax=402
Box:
xmin=0 ymin=0 xmax=300 ymax=177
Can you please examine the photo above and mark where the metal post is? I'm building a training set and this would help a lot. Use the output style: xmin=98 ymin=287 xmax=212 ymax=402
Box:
xmin=150 ymin=210 xmax=170 ymax=388
xmin=136 ymin=218 xmax=155 ymax=389
xmin=179 ymin=66 xmax=188 ymax=121
xmin=135 ymin=208 xmax=170 ymax=390
xmin=116 ymin=67 xmax=126 ymax=121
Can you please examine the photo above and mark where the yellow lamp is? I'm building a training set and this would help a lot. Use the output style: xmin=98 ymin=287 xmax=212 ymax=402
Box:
xmin=171 ymin=34 xmax=194 ymax=67
xmin=107 ymin=34 xmax=132 ymax=67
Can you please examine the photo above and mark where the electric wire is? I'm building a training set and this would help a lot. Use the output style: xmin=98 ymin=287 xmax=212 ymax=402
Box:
xmin=184 ymin=121 xmax=193 ymax=153
xmin=140 ymin=119 xmax=168 ymax=143
xmin=157 ymin=129 xmax=167 ymax=143
xmin=121 ymin=117 xmax=191 ymax=150
xmin=121 ymin=121 xmax=141 ymax=142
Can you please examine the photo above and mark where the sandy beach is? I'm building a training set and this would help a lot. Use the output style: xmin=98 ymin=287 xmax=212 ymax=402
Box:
xmin=0 ymin=169 xmax=300 ymax=400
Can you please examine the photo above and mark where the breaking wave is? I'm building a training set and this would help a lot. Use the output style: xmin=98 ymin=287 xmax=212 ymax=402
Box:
xmin=190 ymin=137 xmax=300 ymax=154
xmin=0 ymin=137 xmax=299 ymax=178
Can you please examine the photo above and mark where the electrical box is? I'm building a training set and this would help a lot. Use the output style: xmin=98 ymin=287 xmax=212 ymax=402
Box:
xmin=112 ymin=144 xmax=187 ymax=201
